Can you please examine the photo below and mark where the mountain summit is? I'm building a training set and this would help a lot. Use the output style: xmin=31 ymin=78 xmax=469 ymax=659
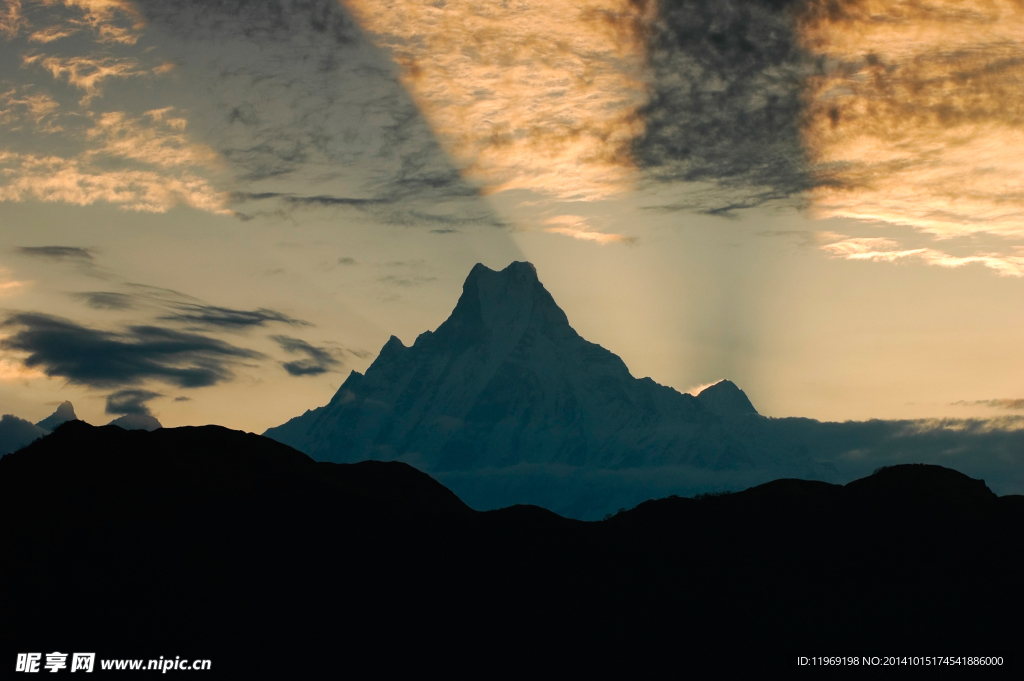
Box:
xmin=36 ymin=401 xmax=77 ymax=431
xmin=696 ymin=380 xmax=758 ymax=419
xmin=266 ymin=262 xmax=828 ymax=516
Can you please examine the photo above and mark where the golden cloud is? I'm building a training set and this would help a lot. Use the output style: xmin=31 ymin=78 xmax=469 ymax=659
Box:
xmin=541 ymin=214 xmax=635 ymax=244
xmin=36 ymin=0 xmax=142 ymax=44
xmin=25 ymin=54 xmax=149 ymax=104
xmin=1 ymin=0 xmax=142 ymax=43
xmin=799 ymin=0 xmax=1024 ymax=240
xmin=28 ymin=24 xmax=76 ymax=42
xmin=0 ymin=150 xmax=230 ymax=213
xmin=341 ymin=0 xmax=652 ymax=202
xmin=85 ymin=110 xmax=220 ymax=169
xmin=0 ymin=0 xmax=26 ymax=38
xmin=0 ymin=86 xmax=60 ymax=130
xmin=821 ymin=237 xmax=1024 ymax=276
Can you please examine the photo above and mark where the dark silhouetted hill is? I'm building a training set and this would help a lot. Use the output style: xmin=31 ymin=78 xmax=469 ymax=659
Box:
xmin=2 ymin=424 xmax=1021 ymax=677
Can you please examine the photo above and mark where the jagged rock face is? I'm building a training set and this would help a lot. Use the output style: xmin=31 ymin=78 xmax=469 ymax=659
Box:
xmin=266 ymin=262 xmax=823 ymax=476
xmin=36 ymin=401 xmax=77 ymax=431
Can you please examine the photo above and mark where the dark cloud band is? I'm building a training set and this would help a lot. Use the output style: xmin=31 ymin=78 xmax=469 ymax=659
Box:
xmin=271 ymin=334 xmax=340 ymax=376
xmin=17 ymin=246 xmax=96 ymax=262
xmin=74 ymin=292 xmax=135 ymax=310
xmin=106 ymin=389 xmax=163 ymax=416
xmin=159 ymin=304 xmax=310 ymax=330
xmin=0 ymin=313 xmax=264 ymax=388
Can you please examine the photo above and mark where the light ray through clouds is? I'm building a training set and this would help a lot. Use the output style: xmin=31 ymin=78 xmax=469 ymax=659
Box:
xmin=341 ymin=0 xmax=651 ymax=202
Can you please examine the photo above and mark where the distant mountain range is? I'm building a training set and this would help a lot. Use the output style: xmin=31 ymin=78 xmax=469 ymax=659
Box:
xmin=267 ymin=262 xmax=1024 ymax=518
xmin=1 ymin=401 xmax=161 ymax=456
xmin=0 ymin=401 xmax=77 ymax=456
xmin=3 ymin=422 xmax=1021 ymax=676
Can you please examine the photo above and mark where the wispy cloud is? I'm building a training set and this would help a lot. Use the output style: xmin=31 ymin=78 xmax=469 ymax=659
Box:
xmin=159 ymin=303 xmax=309 ymax=331
xmin=0 ymin=86 xmax=60 ymax=130
xmin=69 ymin=284 xmax=308 ymax=329
xmin=0 ymin=150 xmax=229 ymax=213
xmin=85 ymin=109 xmax=220 ymax=169
xmin=0 ymin=0 xmax=26 ymax=38
xmin=952 ymin=399 xmax=1024 ymax=411
xmin=72 ymin=290 xmax=132 ymax=309
xmin=270 ymin=334 xmax=341 ymax=376
xmin=9 ymin=0 xmax=144 ymax=45
xmin=541 ymin=215 xmax=636 ymax=245
xmin=24 ymin=54 xmax=150 ymax=104
xmin=28 ymin=24 xmax=76 ymax=43
xmin=16 ymin=245 xmax=94 ymax=261
xmin=821 ymin=237 xmax=1024 ymax=277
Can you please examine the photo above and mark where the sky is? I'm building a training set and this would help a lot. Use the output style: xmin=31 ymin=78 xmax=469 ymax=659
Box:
xmin=2 ymin=0 xmax=1024 ymax=433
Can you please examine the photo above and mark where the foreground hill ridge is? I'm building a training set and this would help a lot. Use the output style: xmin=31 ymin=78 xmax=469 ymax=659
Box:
xmin=3 ymin=422 xmax=1022 ymax=675
xmin=265 ymin=261 xmax=828 ymax=512
xmin=2 ymin=400 xmax=164 ymax=456
xmin=14 ymin=420 xmax=1013 ymax=515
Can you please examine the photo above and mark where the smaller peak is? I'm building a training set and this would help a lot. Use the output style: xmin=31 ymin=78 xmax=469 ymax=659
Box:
xmin=697 ymin=380 xmax=758 ymax=417
xmin=383 ymin=334 xmax=405 ymax=350
xmin=364 ymin=335 xmax=408 ymax=374
xmin=36 ymin=401 xmax=78 ymax=431
xmin=53 ymin=401 xmax=75 ymax=418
